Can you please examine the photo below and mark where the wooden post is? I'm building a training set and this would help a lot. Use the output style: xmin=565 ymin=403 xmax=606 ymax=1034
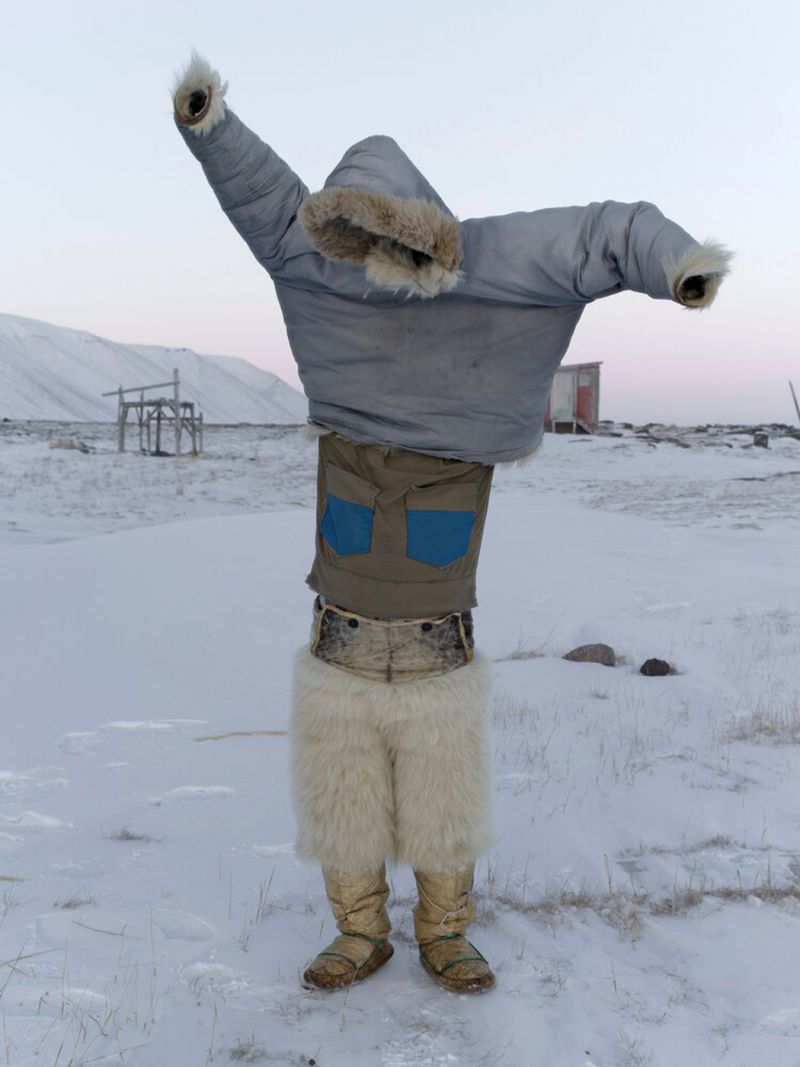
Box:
xmin=156 ymin=405 xmax=162 ymax=453
xmin=186 ymin=403 xmax=198 ymax=455
xmin=790 ymin=380 xmax=800 ymax=424
xmin=199 ymin=411 xmax=204 ymax=454
xmin=138 ymin=390 xmax=144 ymax=452
xmin=174 ymin=368 xmax=182 ymax=458
xmin=117 ymin=386 xmax=125 ymax=452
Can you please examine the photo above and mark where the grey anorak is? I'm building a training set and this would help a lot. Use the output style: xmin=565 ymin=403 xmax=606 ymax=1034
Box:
xmin=178 ymin=111 xmax=724 ymax=463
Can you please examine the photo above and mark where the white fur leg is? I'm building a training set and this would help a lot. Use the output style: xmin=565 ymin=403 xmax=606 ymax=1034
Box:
xmin=384 ymin=653 xmax=496 ymax=871
xmin=290 ymin=651 xmax=396 ymax=873
xmin=172 ymin=51 xmax=228 ymax=137
xmin=664 ymin=240 xmax=733 ymax=308
xmin=496 ymin=439 xmax=543 ymax=469
xmin=299 ymin=421 xmax=333 ymax=442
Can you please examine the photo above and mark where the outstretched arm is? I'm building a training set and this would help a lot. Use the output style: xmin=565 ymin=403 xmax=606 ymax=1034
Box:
xmin=478 ymin=200 xmax=732 ymax=309
xmin=172 ymin=53 xmax=308 ymax=274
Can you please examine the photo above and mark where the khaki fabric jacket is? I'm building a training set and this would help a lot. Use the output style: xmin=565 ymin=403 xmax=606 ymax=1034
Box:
xmin=307 ymin=433 xmax=493 ymax=618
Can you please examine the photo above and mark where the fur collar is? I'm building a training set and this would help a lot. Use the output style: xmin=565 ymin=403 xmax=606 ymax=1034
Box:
xmin=299 ymin=186 xmax=462 ymax=299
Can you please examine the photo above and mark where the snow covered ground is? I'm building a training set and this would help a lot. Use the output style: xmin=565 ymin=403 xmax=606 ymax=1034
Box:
xmin=1 ymin=423 xmax=799 ymax=1066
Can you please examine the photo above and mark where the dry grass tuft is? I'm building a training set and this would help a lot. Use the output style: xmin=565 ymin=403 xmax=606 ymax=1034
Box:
xmin=489 ymin=865 xmax=800 ymax=935
xmin=487 ymin=884 xmax=647 ymax=941
xmin=230 ymin=1037 xmax=269 ymax=1062
xmin=719 ymin=698 xmax=800 ymax=745
xmin=105 ymin=827 xmax=160 ymax=843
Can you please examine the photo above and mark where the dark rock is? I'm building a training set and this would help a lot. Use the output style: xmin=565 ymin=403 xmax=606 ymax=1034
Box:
xmin=563 ymin=643 xmax=616 ymax=667
xmin=639 ymin=658 xmax=672 ymax=677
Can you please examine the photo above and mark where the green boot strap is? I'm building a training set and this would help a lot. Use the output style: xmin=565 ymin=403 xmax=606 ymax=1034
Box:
xmin=422 ymin=932 xmax=488 ymax=976
xmin=316 ymin=932 xmax=386 ymax=971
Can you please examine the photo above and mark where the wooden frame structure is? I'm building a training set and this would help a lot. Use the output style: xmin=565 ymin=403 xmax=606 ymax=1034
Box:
xmin=103 ymin=369 xmax=204 ymax=455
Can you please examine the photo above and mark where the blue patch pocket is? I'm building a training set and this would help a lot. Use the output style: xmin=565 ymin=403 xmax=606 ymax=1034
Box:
xmin=320 ymin=465 xmax=379 ymax=557
xmin=406 ymin=482 xmax=479 ymax=568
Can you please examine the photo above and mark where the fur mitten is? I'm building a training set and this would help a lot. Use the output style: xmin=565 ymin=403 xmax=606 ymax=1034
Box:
xmin=665 ymin=240 xmax=734 ymax=308
xmin=173 ymin=51 xmax=228 ymax=137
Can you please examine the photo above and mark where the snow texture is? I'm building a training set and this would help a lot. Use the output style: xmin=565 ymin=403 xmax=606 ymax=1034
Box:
xmin=1 ymin=422 xmax=800 ymax=1065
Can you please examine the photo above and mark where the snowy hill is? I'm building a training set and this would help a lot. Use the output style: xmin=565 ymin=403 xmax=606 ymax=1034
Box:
xmin=0 ymin=313 xmax=307 ymax=423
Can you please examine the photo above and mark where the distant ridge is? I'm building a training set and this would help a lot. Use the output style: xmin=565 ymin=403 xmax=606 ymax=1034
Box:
xmin=0 ymin=314 xmax=307 ymax=424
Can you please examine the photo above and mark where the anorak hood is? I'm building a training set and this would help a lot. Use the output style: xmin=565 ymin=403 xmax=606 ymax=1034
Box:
xmin=299 ymin=136 xmax=462 ymax=299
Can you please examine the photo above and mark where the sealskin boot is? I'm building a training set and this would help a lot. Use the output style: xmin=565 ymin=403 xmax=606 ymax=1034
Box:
xmin=413 ymin=865 xmax=495 ymax=994
xmin=302 ymin=866 xmax=393 ymax=990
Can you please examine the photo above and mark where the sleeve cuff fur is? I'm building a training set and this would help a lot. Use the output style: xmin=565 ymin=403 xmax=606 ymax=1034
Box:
xmin=299 ymin=187 xmax=462 ymax=299
xmin=172 ymin=51 xmax=228 ymax=137
xmin=664 ymin=240 xmax=733 ymax=308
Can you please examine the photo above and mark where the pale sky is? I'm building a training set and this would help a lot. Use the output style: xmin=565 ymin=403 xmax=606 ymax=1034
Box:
xmin=3 ymin=0 xmax=798 ymax=424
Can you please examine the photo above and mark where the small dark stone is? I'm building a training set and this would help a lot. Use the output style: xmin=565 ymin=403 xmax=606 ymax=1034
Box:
xmin=563 ymin=643 xmax=616 ymax=667
xmin=421 ymin=622 xmax=433 ymax=632
xmin=347 ymin=617 xmax=359 ymax=629
xmin=640 ymin=658 xmax=672 ymax=676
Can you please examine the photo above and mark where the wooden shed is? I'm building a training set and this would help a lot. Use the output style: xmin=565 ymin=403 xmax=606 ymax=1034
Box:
xmin=545 ymin=361 xmax=601 ymax=434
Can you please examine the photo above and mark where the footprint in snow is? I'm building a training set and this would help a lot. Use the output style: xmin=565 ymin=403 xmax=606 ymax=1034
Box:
xmin=643 ymin=600 xmax=693 ymax=614
xmin=0 ymin=812 xmax=65 ymax=856
xmin=36 ymin=909 xmax=166 ymax=963
xmin=152 ymin=909 xmax=215 ymax=941
xmin=0 ymin=834 xmax=24 ymax=857
xmin=48 ymin=855 xmax=122 ymax=879
xmin=0 ymin=769 xmax=67 ymax=803
xmin=0 ymin=811 xmax=65 ymax=831
xmin=253 ymin=843 xmax=296 ymax=858
xmin=60 ymin=721 xmax=210 ymax=756
xmin=59 ymin=731 xmax=100 ymax=755
xmin=150 ymin=785 xmax=234 ymax=805
xmin=2 ymin=986 xmax=110 ymax=1019
xmin=380 ymin=1025 xmax=466 ymax=1066
xmin=760 ymin=1009 xmax=800 ymax=1037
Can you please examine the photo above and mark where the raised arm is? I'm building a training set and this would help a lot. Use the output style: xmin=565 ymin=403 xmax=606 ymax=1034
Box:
xmin=172 ymin=53 xmax=308 ymax=274
xmin=470 ymin=200 xmax=732 ymax=309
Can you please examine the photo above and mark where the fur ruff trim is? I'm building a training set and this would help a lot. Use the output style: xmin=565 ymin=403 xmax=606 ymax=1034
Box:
xmin=290 ymin=650 xmax=495 ymax=873
xmin=664 ymin=240 xmax=733 ymax=308
xmin=172 ymin=51 xmax=228 ymax=138
xmin=299 ymin=187 xmax=462 ymax=298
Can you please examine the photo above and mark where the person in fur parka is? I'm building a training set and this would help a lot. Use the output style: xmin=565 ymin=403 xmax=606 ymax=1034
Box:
xmin=172 ymin=52 xmax=731 ymax=994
